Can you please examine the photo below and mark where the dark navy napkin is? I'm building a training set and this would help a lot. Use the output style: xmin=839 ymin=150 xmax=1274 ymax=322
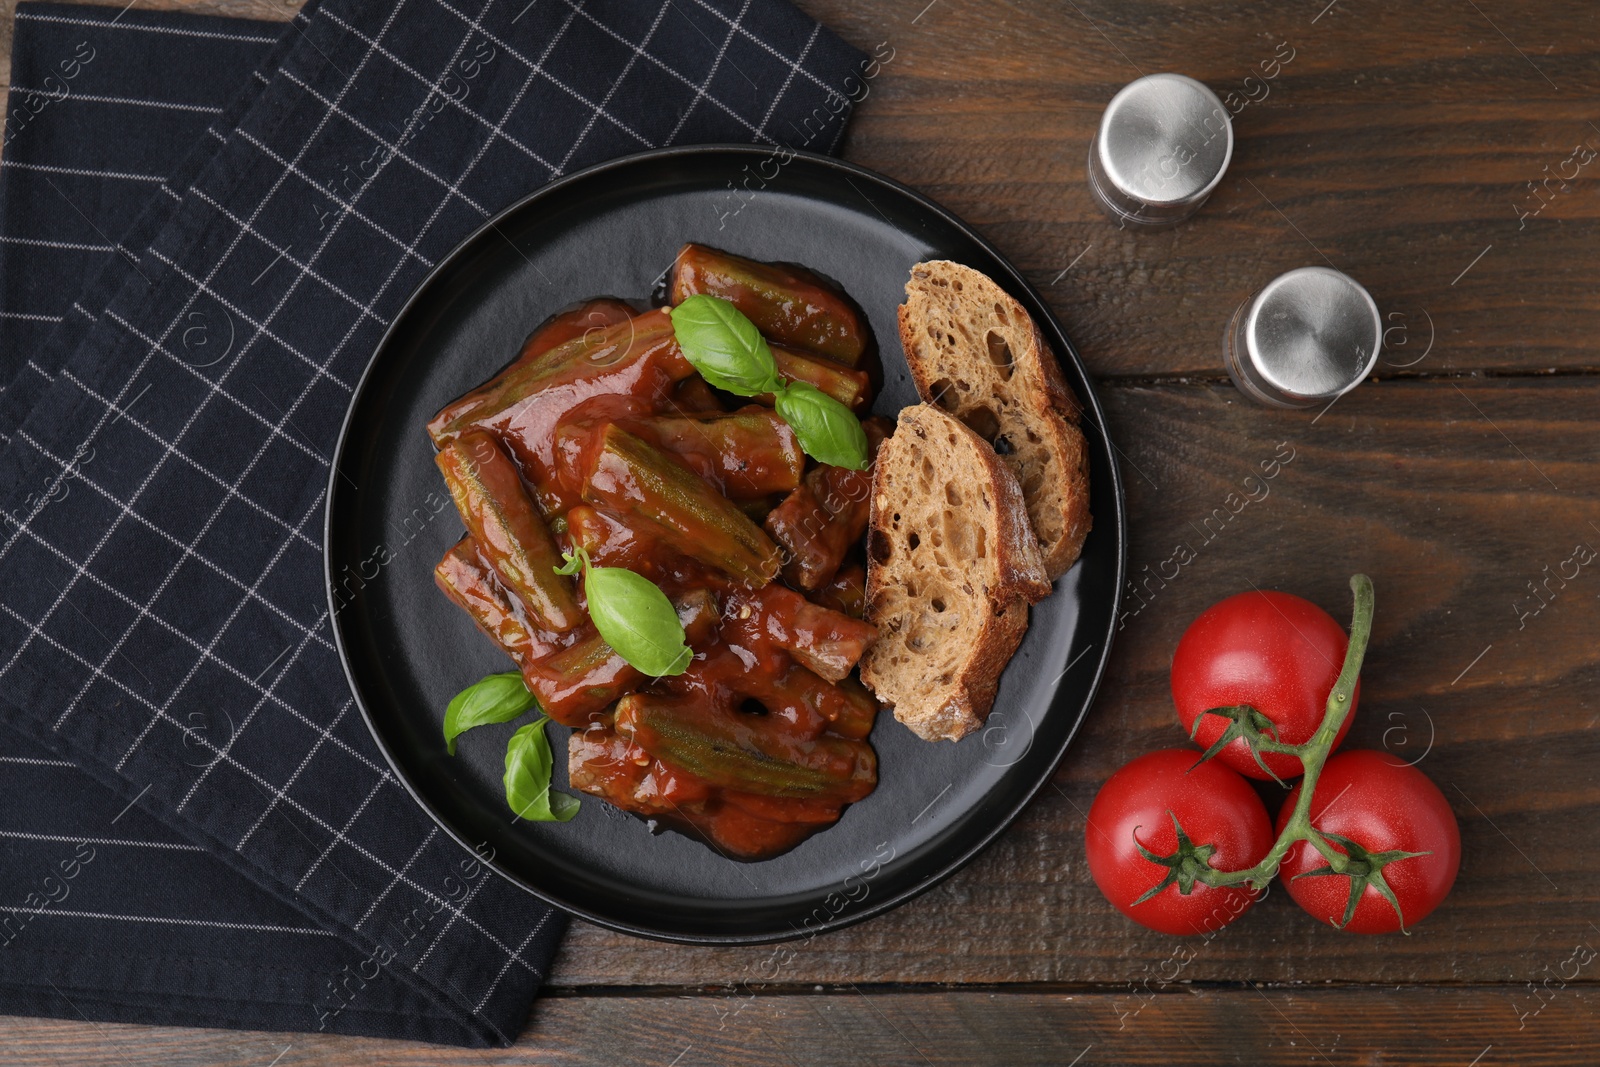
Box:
xmin=0 ymin=0 xmax=866 ymax=1046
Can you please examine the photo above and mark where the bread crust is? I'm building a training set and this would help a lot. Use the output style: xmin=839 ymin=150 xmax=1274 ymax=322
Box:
xmin=896 ymin=260 xmax=1091 ymax=580
xmin=859 ymin=405 xmax=1048 ymax=742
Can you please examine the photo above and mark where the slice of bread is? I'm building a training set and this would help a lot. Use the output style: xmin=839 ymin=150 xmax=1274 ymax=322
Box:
xmin=897 ymin=260 xmax=1091 ymax=580
xmin=859 ymin=405 xmax=1051 ymax=742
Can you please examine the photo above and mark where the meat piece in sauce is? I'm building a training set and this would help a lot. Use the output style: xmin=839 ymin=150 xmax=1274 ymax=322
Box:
xmin=724 ymin=584 xmax=877 ymax=684
xmin=764 ymin=417 xmax=892 ymax=591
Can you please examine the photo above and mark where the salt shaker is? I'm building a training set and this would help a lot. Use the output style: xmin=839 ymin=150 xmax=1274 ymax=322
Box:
xmin=1087 ymin=73 xmax=1233 ymax=228
xmin=1223 ymin=266 xmax=1382 ymax=409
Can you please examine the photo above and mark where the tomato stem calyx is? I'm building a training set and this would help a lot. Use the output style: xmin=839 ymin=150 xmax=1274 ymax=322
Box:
xmin=1130 ymin=812 xmax=1222 ymax=906
xmin=1290 ymin=831 xmax=1431 ymax=932
xmin=1188 ymin=703 xmax=1296 ymax=785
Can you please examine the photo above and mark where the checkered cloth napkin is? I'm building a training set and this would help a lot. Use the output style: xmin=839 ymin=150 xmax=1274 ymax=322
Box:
xmin=0 ymin=0 xmax=865 ymax=1045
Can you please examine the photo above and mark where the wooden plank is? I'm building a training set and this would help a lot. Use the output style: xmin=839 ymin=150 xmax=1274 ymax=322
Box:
xmin=3 ymin=985 xmax=1594 ymax=1065
xmin=550 ymin=376 xmax=1600 ymax=986
xmin=806 ymin=0 xmax=1600 ymax=379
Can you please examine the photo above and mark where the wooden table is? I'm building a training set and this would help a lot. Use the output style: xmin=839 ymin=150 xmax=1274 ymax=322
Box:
xmin=5 ymin=0 xmax=1600 ymax=1063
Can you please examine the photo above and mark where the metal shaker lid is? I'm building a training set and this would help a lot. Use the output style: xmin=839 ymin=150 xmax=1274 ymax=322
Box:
xmin=1224 ymin=266 xmax=1382 ymax=408
xmin=1087 ymin=73 xmax=1233 ymax=227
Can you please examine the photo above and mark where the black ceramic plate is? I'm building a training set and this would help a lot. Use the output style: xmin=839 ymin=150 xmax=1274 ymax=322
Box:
xmin=326 ymin=145 xmax=1126 ymax=944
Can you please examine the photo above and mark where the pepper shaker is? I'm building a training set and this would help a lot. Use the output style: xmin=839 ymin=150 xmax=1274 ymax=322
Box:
xmin=1087 ymin=73 xmax=1233 ymax=229
xmin=1223 ymin=266 xmax=1382 ymax=409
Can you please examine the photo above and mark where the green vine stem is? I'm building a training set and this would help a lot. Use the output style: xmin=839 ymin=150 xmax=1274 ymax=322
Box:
xmin=1191 ymin=573 xmax=1375 ymax=893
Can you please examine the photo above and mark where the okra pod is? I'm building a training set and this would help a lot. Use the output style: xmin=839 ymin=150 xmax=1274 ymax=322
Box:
xmin=546 ymin=394 xmax=654 ymax=513
xmin=566 ymin=501 xmax=736 ymax=591
xmin=431 ymin=310 xmax=696 ymax=494
xmin=515 ymin=298 xmax=636 ymax=368
xmin=668 ymin=243 xmax=868 ymax=366
xmin=564 ymin=504 xmax=704 ymax=586
xmin=524 ymin=590 xmax=721 ymax=726
xmin=761 ymin=345 xmax=871 ymax=412
xmin=433 ymin=536 xmax=545 ymax=665
xmin=528 ymin=633 xmax=636 ymax=728
xmin=621 ymin=407 xmax=803 ymax=499
xmin=435 ymin=430 xmax=581 ymax=633
xmin=615 ymin=693 xmax=876 ymax=803
xmin=581 ymin=424 xmax=781 ymax=587
xmin=830 ymin=676 xmax=881 ymax=741
xmin=567 ymin=721 xmax=719 ymax=811
xmin=427 ymin=298 xmax=635 ymax=440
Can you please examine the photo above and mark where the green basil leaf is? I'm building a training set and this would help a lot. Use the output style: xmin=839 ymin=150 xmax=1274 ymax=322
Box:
xmin=773 ymin=381 xmax=870 ymax=470
xmin=443 ymin=672 xmax=538 ymax=756
xmin=668 ymin=294 xmax=782 ymax=396
xmin=504 ymin=717 xmax=580 ymax=822
xmin=585 ymin=563 xmax=693 ymax=676
xmin=548 ymin=790 xmax=582 ymax=820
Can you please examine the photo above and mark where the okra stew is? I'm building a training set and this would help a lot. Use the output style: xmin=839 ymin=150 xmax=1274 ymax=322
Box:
xmin=429 ymin=243 xmax=889 ymax=860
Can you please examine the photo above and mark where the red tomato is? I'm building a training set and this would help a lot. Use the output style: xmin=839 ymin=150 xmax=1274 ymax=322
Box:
xmin=1085 ymin=749 xmax=1273 ymax=936
xmin=1172 ymin=590 xmax=1359 ymax=781
xmin=1276 ymin=750 xmax=1460 ymax=933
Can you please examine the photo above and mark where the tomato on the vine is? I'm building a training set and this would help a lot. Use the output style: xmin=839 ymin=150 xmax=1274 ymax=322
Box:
xmin=1085 ymin=749 xmax=1273 ymax=936
xmin=1276 ymin=750 xmax=1460 ymax=933
xmin=1171 ymin=590 xmax=1358 ymax=781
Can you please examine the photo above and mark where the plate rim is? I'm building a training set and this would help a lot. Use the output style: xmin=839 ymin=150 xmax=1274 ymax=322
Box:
xmin=324 ymin=143 xmax=1128 ymax=945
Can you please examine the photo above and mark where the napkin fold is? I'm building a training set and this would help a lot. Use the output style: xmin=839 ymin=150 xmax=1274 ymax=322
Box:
xmin=0 ymin=0 xmax=866 ymax=1045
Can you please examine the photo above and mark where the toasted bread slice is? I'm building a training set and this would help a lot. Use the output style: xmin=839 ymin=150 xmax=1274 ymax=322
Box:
xmin=897 ymin=260 xmax=1091 ymax=580
xmin=859 ymin=405 xmax=1050 ymax=742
